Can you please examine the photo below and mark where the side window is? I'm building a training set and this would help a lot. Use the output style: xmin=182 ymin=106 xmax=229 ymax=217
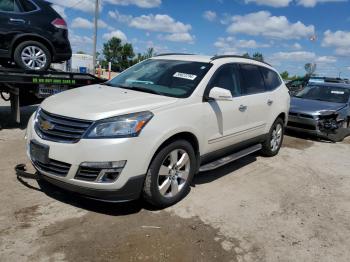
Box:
xmin=260 ymin=67 xmax=282 ymax=91
xmin=0 ymin=0 xmax=20 ymax=12
xmin=21 ymin=0 xmax=37 ymax=12
xmin=209 ymin=64 xmax=241 ymax=97
xmin=239 ymin=64 xmax=266 ymax=95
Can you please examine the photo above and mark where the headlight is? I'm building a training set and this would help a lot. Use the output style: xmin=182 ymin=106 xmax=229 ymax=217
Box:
xmin=85 ymin=111 xmax=153 ymax=138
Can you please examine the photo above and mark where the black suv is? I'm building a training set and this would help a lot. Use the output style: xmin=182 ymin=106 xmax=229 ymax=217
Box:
xmin=0 ymin=0 xmax=72 ymax=71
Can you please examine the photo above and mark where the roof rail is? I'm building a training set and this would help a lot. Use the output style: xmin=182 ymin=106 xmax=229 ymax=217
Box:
xmin=155 ymin=53 xmax=195 ymax=57
xmin=210 ymin=55 xmax=272 ymax=66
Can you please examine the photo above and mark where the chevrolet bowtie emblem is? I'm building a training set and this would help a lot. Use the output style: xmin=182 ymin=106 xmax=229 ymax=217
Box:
xmin=40 ymin=120 xmax=54 ymax=131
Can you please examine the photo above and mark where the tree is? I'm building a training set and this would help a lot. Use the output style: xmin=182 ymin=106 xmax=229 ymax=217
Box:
xmin=102 ymin=37 xmax=135 ymax=71
xmin=242 ymin=52 xmax=250 ymax=58
xmin=76 ymin=51 xmax=86 ymax=54
xmin=145 ymin=47 xmax=155 ymax=59
xmin=252 ymin=52 xmax=264 ymax=62
xmin=280 ymin=71 xmax=289 ymax=80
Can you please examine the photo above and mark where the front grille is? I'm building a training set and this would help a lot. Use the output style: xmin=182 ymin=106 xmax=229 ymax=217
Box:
xmin=34 ymin=159 xmax=71 ymax=177
xmin=35 ymin=109 xmax=93 ymax=143
xmin=287 ymin=121 xmax=316 ymax=130
xmin=75 ymin=167 xmax=101 ymax=181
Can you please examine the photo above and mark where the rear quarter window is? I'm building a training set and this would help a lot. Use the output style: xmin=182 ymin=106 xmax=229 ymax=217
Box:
xmin=239 ymin=64 xmax=266 ymax=95
xmin=260 ymin=67 xmax=282 ymax=91
xmin=21 ymin=0 xmax=38 ymax=12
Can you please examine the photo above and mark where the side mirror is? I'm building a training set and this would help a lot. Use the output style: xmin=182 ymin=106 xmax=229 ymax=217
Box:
xmin=208 ymin=87 xmax=233 ymax=101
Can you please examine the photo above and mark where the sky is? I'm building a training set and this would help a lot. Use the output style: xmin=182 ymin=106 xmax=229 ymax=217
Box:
xmin=49 ymin=0 xmax=350 ymax=78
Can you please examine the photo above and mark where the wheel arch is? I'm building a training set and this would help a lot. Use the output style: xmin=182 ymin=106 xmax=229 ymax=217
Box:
xmin=147 ymin=131 xmax=201 ymax=173
xmin=11 ymin=34 xmax=54 ymax=59
xmin=277 ymin=112 xmax=287 ymax=125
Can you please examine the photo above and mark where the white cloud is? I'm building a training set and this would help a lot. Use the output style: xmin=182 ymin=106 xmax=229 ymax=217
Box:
xmin=109 ymin=12 xmax=195 ymax=43
xmin=292 ymin=42 xmax=302 ymax=50
xmin=104 ymin=0 xmax=161 ymax=8
xmin=316 ymin=56 xmax=337 ymax=63
xmin=322 ymin=30 xmax=350 ymax=56
xmin=69 ymin=33 xmax=93 ymax=53
xmin=52 ymin=5 xmax=66 ymax=19
xmin=271 ymin=51 xmax=316 ymax=61
xmin=71 ymin=17 xmax=109 ymax=29
xmin=227 ymin=11 xmax=315 ymax=40
xmin=102 ymin=30 xmax=128 ymax=42
xmin=108 ymin=10 xmax=133 ymax=24
xmin=245 ymin=0 xmax=292 ymax=7
xmin=129 ymin=14 xmax=191 ymax=33
xmin=159 ymin=33 xmax=195 ymax=43
xmin=245 ymin=0 xmax=346 ymax=7
xmin=203 ymin=10 xmax=217 ymax=21
xmin=50 ymin=0 xmax=160 ymax=13
xmin=214 ymin=36 xmax=270 ymax=54
xmin=296 ymin=0 xmax=346 ymax=7
xmin=49 ymin=0 xmax=97 ymax=13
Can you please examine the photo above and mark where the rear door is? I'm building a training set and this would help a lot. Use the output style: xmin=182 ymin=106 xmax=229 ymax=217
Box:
xmin=238 ymin=63 xmax=270 ymax=138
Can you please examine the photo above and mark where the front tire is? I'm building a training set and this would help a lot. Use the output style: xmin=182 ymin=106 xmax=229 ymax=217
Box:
xmin=14 ymin=41 xmax=51 ymax=71
xmin=143 ymin=140 xmax=196 ymax=208
xmin=261 ymin=118 xmax=284 ymax=157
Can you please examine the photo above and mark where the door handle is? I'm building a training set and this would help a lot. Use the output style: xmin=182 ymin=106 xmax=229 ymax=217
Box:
xmin=267 ymin=99 xmax=274 ymax=106
xmin=9 ymin=18 xmax=25 ymax=24
xmin=239 ymin=105 xmax=247 ymax=112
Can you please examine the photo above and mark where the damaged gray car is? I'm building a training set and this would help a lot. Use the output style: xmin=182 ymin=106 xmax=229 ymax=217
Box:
xmin=287 ymin=82 xmax=350 ymax=142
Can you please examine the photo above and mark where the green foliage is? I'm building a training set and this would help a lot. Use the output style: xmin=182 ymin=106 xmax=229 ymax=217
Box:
xmin=242 ymin=52 xmax=250 ymax=58
xmin=102 ymin=37 xmax=135 ymax=71
xmin=280 ymin=71 xmax=289 ymax=80
xmin=252 ymin=52 xmax=264 ymax=62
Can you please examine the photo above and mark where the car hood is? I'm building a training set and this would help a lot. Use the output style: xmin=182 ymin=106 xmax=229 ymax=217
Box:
xmin=290 ymin=97 xmax=347 ymax=115
xmin=41 ymin=84 xmax=178 ymax=120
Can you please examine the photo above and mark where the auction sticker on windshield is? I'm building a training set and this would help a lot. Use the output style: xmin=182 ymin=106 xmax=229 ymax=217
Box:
xmin=173 ymin=72 xmax=197 ymax=80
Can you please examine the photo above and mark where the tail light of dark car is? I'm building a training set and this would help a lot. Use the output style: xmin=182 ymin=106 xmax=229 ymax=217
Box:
xmin=51 ymin=18 xmax=68 ymax=30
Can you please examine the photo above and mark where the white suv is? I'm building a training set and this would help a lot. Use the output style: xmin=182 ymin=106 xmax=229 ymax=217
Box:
xmin=25 ymin=54 xmax=290 ymax=207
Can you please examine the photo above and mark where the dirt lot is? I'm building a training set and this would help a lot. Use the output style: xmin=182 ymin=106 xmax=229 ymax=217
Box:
xmin=1 ymin=101 xmax=350 ymax=262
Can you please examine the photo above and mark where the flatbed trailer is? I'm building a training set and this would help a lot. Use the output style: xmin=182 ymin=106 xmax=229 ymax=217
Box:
xmin=0 ymin=68 xmax=105 ymax=124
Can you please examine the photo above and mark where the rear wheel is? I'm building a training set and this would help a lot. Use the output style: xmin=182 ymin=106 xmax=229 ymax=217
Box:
xmin=14 ymin=41 xmax=51 ymax=71
xmin=261 ymin=118 xmax=284 ymax=157
xmin=143 ymin=140 xmax=196 ymax=208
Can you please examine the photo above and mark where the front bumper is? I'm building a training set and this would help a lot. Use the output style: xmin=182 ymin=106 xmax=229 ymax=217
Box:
xmin=41 ymin=173 xmax=144 ymax=202
xmin=25 ymin=115 xmax=151 ymax=201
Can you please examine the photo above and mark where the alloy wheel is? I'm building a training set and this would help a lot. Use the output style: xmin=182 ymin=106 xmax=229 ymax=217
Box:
xmin=270 ymin=123 xmax=283 ymax=152
xmin=21 ymin=46 xmax=47 ymax=70
xmin=157 ymin=149 xmax=191 ymax=198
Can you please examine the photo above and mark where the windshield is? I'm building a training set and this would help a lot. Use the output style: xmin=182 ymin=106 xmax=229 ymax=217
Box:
xmin=106 ymin=59 xmax=212 ymax=98
xmin=295 ymin=85 xmax=350 ymax=104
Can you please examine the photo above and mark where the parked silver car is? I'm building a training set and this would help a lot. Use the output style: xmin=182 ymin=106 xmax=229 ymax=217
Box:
xmin=287 ymin=82 xmax=350 ymax=142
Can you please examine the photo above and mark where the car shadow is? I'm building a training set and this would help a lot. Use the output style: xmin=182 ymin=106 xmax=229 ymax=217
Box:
xmin=16 ymin=173 xmax=159 ymax=216
xmin=15 ymin=155 xmax=256 ymax=216
xmin=0 ymin=104 xmax=37 ymax=130
xmin=193 ymin=154 xmax=257 ymax=185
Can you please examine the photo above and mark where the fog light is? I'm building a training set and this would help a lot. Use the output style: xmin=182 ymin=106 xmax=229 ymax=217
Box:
xmin=97 ymin=169 xmax=122 ymax=183
xmin=80 ymin=161 xmax=126 ymax=169
xmin=78 ymin=161 xmax=127 ymax=183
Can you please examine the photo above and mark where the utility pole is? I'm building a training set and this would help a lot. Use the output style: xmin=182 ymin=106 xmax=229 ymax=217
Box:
xmin=92 ymin=0 xmax=99 ymax=71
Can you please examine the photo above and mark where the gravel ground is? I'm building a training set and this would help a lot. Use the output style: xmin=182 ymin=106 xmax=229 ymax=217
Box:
xmin=1 ymin=101 xmax=350 ymax=262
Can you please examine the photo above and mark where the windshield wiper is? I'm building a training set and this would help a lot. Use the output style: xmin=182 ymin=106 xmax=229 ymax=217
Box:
xmin=118 ymin=85 xmax=162 ymax=95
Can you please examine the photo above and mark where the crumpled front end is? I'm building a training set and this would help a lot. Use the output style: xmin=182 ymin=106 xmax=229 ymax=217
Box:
xmin=287 ymin=109 xmax=350 ymax=142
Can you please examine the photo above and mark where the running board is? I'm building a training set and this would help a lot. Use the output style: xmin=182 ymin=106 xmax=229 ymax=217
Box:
xmin=199 ymin=144 xmax=262 ymax=172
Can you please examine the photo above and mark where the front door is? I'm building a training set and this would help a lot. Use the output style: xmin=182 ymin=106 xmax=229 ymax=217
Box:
xmin=0 ymin=0 xmax=25 ymax=57
xmin=203 ymin=64 xmax=253 ymax=153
